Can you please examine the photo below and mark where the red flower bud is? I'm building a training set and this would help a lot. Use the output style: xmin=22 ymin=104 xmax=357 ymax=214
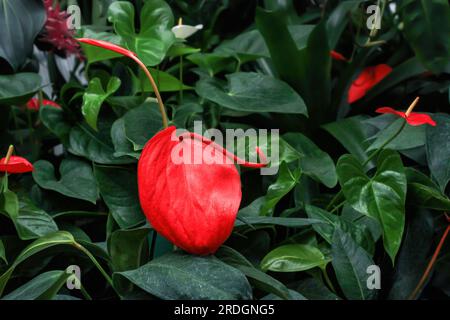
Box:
xmin=138 ymin=126 xmax=266 ymax=255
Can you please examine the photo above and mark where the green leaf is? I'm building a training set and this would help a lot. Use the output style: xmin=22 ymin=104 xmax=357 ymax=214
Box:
xmin=0 ymin=231 xmax=76 ymax=296
xmin=283 ymin=132 xmax=337 ymax=188
xmin=122 ymin=101 xmax=163 ymax=150
xmin=196 ymin=72 xmax=307 ymax=115
xmin=323 ymin=116 xmax=375 ymax=167
xmin=426 ymin=114 xmax=450 ymax=192
xmin=136 ymin=68 xmax=191 ymax=93
xmin=13 ymin=197 xmax=59 ymax=240
xmin=367 ymin=118 xmax=425 ymax=152
xmin=400 ymin=0 xmax=450 ymax=73
xmin=94 ymin=165 xmax=145 ymax=229
xmin=331 ymin=228 xmax=377 ymax=300
xmin=2 ymin=270 xmax=71 ymax=300
xmin=39 ymin=106 xmax=72 ymax=144
xmin=82 ymin=77 xmax=121 ymax=130
xmin=69 ymin=122 xmax=134 ymax=165
xmin=114 ymin=251 xmax=252 ymax=299
xmin=305 ymin=204 xmax=375 ymax=254
xmin=0 ymin=240 xmax=6 ymax=264
xmin=33 ymin=159 xmax=98 ymax=204
xmin=406 ymin=168 xmax=450 ymax=210
xmin=217 ymin=246 xmax=291 ymax=300
xmin=336 ymin=150 xmax=407 ymax=263
xmin=0 ymin=73 xmax=42 ymax=105
xmin=260 ymin=244 xmax=329 ymax=272
xmin=108 ymin=227 xmax=150 ymax=272
xmin=260 ymin=162 xmax=302 ymax=216
xmin=108 ymin=0 xmax=175 ymax=66
xmin=0 ymin=0 xmax=46 ymax=70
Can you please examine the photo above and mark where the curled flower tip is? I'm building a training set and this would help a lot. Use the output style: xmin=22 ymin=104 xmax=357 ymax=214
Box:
xmin=405 ymin=96 xmax=420 ymax=117
xmin=4 ymin=145 xmax=14 ymax=165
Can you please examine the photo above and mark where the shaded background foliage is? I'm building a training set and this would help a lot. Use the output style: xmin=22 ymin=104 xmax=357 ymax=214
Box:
xmin=0 ymin=0 xmax=449 ymax=300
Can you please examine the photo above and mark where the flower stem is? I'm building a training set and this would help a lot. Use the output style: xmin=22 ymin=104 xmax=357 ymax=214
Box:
xmin=132 ymin=57 xmax=169 ymax=128
xmin=408 ymin=221 xmax=450 ymax=300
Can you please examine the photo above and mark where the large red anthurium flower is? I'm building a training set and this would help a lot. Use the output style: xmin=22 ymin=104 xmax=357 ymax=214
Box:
xmin=0 ymin=156 xmax=33 ymax=174
xmin=376 ymin=107 xmax=436 ymax=126
xmin=26 ymin=98 xmax=61 ymax=111
xmin=348 ymin=64 xmax=392 ymax=104
xmin=138 ymin=126 xmax=266 ymax=255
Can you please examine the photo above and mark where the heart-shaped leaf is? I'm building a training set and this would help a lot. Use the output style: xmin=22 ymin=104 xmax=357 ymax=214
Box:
xmin=336 ymin=149 xmax=406 ymax=263
xmin=107 ymin=0 xmax=175 ymax=66
xmin=82 ymin=77 xmax=121 ymax=130
xmin=33 ymin=159 xmax=98 ymax=204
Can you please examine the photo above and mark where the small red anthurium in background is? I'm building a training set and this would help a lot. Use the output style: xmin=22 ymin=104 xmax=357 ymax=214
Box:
xmin=0 ymin=145 xmax=33 ymax=174
xmin=348 ymin=64 xmax=392 ymax=104
xmin=26 ymin=97 xmax=61 ymax=111
xmin=77 ymin=38 xmax=267 ymax=255
xmin=376 ymin=97 xmax=436 ymax=126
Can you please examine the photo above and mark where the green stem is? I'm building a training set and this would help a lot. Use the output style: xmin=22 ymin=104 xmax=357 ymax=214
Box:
xmin=361 ymin=120 xmax=407 ymax=168
xmin=73 ymin=242 xmax=113 ymax=288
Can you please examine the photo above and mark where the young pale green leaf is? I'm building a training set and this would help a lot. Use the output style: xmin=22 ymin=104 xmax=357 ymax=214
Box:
xmin=82 ymin=77 xmax=121 ymax=130
xmin=426 ymin=114 xmax=450 ymax=192
xmin=0 ymin=231 xmax=76 ymax=297
xmin=0 ymin=73 xmax=42 ymax=105
xmin=283 ymin=132 xmax=337 ymax=188
xmin=1 ymin=270 xmax=71 ymax=300
xmin=196 ymin=72 xmax=308 ymax=115
xmin=33 ymin=159 xmax=98 ymax=204
xmin=260 ymin=244 xmax=329 ymax=272
xmin=114 ymin=251 xmax=252 ymax=300
xmin=336 ymin=149 xmax=407 ymax=263
xmin=107 ymin=0 xmax=175 ymax=66
xmin=331 ymin=228 xmax=377 ymax=300
xmin=94 ymin=165 xmax=145 ymax=229
xmin=260 ymin=162 xmax=302 ymax=216
xmin=305 ymin=204 xmax=375 ymax=254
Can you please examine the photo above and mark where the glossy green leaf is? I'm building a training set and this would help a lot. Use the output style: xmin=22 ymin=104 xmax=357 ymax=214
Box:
xmin=0 ymin=231 xmax=76 ymax=296
xmin=0 ymin=0 xmax=45 ymax=70
xmin=82 ymin=77 xmax=121 ymax=130
xmin=108 ymin=0 xmax=175 ymax=66
xmin=122 ymin=101 xmax=163 ymax=150
xmin=196 ymin=72 xmax=307 ymax=115
xmin=260 ymin=244 xmax=329 ymax=272
xmin=0 ymin=73 xmax=42 ymax=105
xmin=260 ymin=162 xmax=301 ymax=216
xmin=2 ymin=270 xmax=71 ymax=300
xmin=33 ymin=159 xmax=98 ymax=204
xmin=94 ymin=165 xmax=145 ymax=229
xmin=283 ymin=132 xmax=337 ymax=188
xmin=331 ymin=228 xmax=377 ymax=300
xmin=400 ymin=0 xmax=450 ymax=73
xmin=426 ymin=114 xmax=450 ymax=192
xmin=336 ymin=150 xmax=407 ymax=263
xmin=305 ymin=204 xmax=375 ymax=254
xmin=114 ymin=251 xmax=252 ymax=300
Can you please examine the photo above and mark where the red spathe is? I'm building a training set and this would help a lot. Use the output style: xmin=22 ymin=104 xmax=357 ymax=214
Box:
xmin=138 ymin=126 xmax=242 ymax=255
